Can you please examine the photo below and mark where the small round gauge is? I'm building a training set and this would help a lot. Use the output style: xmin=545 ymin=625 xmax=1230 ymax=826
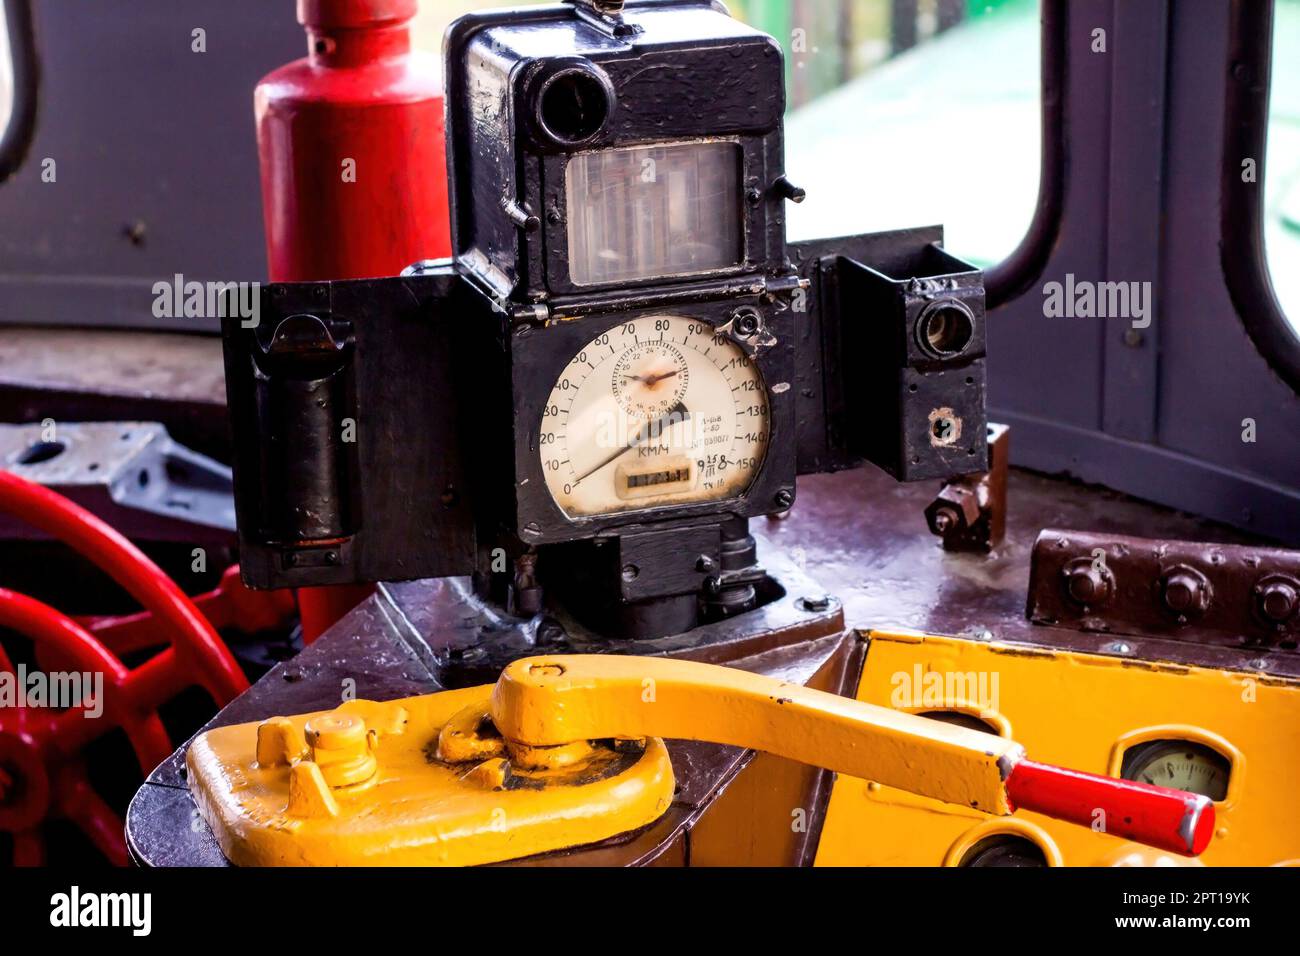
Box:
xmin=1120 ymin=739 xmax=1231 ymax=802
xmin=539 ymin=314 xmax=770 ymax=518
xmin=611 ymin=341 xmax=689 ymax=417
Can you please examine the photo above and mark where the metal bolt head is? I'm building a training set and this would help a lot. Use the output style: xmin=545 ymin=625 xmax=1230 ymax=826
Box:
xmin=305 ymin=712 xmax=366 ymax=753
xmin=774 ymin=489 xmax=794 ymax=510
xmin=696 ymin=555 xmax=718 ymax=574
xmin=1063 ymin=558 xmax=1113 ymax=607
xmin=1161 ymin=566 xmax=1211 ymax=617
xmin=800 ymin=595 xmax=832 ymax=612
xmin=926 ymin=486 xmax=979 ymax=537
xmin=733 ymin=309 xmax=761 ymax=337
xmin=1257 ymin=577 xmax=1299 ymax=624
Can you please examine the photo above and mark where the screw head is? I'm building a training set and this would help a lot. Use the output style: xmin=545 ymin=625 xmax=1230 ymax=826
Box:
xmin=774 ymin=489 xmax=794 ymax=510
xmin=1257 ymin=577 xmax=1299 ymax=624
xmin=1160 ymin=566 xmax=1211 ymax=617
xmin=733 ymin=309 xmax=761 ymax=337
xmin=1063 ymin=558 xmax=1113 ymax=607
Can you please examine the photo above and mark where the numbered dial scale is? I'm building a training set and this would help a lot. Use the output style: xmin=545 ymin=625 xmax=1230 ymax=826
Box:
xmin=540 ymin=315 xmax=770 ymax=518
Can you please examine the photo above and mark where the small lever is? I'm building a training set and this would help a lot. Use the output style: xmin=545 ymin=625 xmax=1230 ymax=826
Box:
xmin=491 ymin=655 xmax=1215 ymax=857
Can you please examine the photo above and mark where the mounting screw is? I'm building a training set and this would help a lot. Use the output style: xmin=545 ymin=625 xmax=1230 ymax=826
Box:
xmin=774 ymin=489 xmax=794 ymax=510
xmin=122 ymin=220 xmax=148 ymax=247
xmin=621 ymin=563 xmax=639 ymax=582
xmin=800 ymin=595 xmax=831 ymax=612
xmin=1063 ymin=557 xmax=1113 ymax=607
xmin=1160 ymin=566 xmax=1211 ymax=618
xmin=1256 ymin=576 xmax=1299 ymax=624
xmin=733 ymin=308 xmax=761 ymax=337
xmin=696 ymin=555 xmax=718 ymax=574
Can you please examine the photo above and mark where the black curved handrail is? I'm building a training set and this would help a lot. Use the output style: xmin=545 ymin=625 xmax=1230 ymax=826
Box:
xmin=1220 ymin=0 xmax=1300 ymax=394
xmin=0 ymin=0 xmax=38 ymax=184
xmin=985 ymin=0 xmax=1066 ymax=310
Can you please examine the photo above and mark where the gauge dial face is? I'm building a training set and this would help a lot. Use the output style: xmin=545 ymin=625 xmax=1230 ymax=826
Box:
xmin=1120 ymin=740 xmax=1231 ymax=802
xmin=540 ymin=314 xmax=770 ymax=518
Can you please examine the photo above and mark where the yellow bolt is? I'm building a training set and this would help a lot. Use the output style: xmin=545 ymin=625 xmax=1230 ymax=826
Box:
xmin=305 ymin=712 xmax=377 ymax=788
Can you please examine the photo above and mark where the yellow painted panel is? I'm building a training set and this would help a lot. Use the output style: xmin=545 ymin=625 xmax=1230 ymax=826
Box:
xmin=815 ymin=631 xmax=1300 ymax=866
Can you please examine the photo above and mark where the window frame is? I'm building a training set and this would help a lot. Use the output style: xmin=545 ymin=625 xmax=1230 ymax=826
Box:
xmin=0 ymin=0 xmax=37 ymax=184
xmin=1220 ymin=0 xmax=1300 ymax=393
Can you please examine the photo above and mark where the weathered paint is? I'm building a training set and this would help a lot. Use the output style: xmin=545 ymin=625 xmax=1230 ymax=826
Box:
xmin=815 ymin=630 xmax=1300 ymax=866
xmin=186 ymin=686 xmax=674 ymax=867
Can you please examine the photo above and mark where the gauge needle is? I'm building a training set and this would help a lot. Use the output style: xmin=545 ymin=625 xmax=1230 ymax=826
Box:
xmin=622 ymin=370 xmax=680 ymax=385
xmin=572 ymin=401 xmax=691 ymax=487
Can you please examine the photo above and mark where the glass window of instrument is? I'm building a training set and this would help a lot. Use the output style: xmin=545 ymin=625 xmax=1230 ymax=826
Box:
xmin=566 ymin=141 xmax=744 ymax=286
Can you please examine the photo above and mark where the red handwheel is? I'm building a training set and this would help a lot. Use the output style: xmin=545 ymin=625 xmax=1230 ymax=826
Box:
xmin=0 ymin=470 xmax=249 ymax=865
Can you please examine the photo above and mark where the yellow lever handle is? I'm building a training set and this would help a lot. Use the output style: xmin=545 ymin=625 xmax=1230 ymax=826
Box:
xmin=492 ymin=654 xmax=1024 ymax=816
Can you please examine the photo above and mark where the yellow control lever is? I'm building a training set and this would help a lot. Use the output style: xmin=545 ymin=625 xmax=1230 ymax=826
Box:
xmin=494 ymin=655 xmax=1022 ymax=815
xmin=186 ymin=652 xmax=1213 ymax=865
xmin=492 ymin=656 xmax=1214 ymax=856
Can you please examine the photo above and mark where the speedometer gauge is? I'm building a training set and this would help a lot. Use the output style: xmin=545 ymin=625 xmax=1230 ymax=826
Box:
xmin=540 ymin=315 xmax=770 ymax=518
xmin=1120 ymin=740 xmax=1231 ymax=802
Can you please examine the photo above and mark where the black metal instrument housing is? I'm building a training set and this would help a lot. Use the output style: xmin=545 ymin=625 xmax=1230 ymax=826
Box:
xmin=221 ymin=0 xmax=990 ymax=606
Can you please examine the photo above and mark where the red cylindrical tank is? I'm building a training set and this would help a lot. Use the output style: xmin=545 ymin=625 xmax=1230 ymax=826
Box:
xmin=255 ymin=0 xmax=453 ymax=640
xmin=256 ymin=0 xmax=452 ymax=281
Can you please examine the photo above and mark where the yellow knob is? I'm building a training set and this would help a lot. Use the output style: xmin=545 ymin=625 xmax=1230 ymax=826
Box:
xmin=306 ymin=713 xmax=366 ymax=752
xmin=305 ymin=712 xmax=377 ymax=788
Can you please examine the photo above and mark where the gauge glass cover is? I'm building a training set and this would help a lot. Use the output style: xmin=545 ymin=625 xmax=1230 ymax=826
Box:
xmin=540 ymin=314 xmax=769 ymax=518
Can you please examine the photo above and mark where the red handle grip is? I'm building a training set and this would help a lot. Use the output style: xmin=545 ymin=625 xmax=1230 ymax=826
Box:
xmin=1005 ymin=759 xmax=1215 ymax=856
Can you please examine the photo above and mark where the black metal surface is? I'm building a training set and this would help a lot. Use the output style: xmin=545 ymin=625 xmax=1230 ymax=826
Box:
xmin=220 ymin=1 xmax=987 ymax=645
xmin=443 ymin=0 xmax=789 ymax=308
xmin=222 ymin=271 xmax=477 ymax=589
xmin=388 ymin=540 xmax=843 ymax=688
xmin=832 ymin=243 xmax=987 ymax=480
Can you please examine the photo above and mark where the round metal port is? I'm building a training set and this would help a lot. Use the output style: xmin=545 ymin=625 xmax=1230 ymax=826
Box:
xmin=535 ymin=64 xmax=614 ymax=147
xmin=916 ymin=300 xmax=975 ymax=359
